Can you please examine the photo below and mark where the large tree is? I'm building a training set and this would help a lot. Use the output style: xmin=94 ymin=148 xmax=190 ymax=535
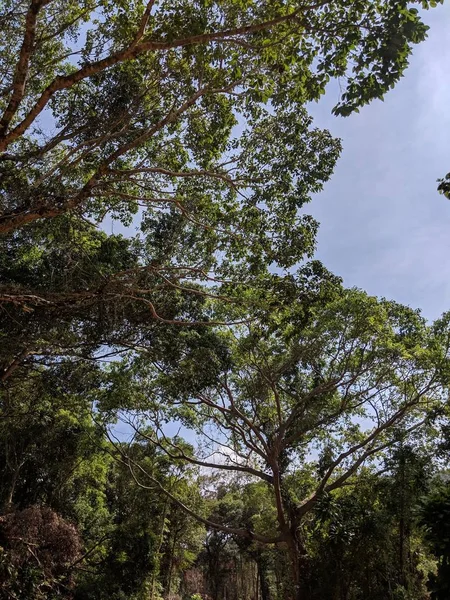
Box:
xmin=0 ymin=0 xmax=438 ymax=257
xmin=0 ymin=354 xmax=209 ymax=600
xmin=116 ymin=285 xmax=450 ymax=600
xmin=0 ymin=0 xmax=441 ymax=382
xmin=1 ymin=3 xmax=447 ymax=598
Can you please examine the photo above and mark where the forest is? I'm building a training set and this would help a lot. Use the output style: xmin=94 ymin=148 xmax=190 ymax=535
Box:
xmin=0 ymin=1 xmax=449 ymax=599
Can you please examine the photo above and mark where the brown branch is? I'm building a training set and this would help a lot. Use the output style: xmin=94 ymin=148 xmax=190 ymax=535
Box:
xmin=130 ymin=0 xmax=156 ymax=48
xmin=106 ymin=432 xmax=284 ymax=545
xmin=1 ymin=349 xmax=29 ymax=382
xmin=131 ymin=423 xmax=273 ymax=483
xmin=271 ymin=463 xmax=287 ymax=531
xmin=107 ymin=166 xmax=242 ymax=189
xmin=0 ymin=292 xmax=54 ymax=306
xmin=0 ymin=285 xmax=250 ymax=326
xmin=0 ymin=7 xmax=306 ymax=151
xmin=0 ymin=0 xmax=52 ymax=136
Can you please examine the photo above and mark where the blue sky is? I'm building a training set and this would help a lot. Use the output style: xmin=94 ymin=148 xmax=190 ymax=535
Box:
xmin=111 ymin=5 xmax=450 ymax=443
xmin=306 ymin=4 xmax=450 ymax=322
xmin=102 ymin=5 xmax=449 ymax=323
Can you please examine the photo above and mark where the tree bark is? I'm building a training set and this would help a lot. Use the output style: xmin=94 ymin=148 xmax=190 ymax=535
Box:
xmin=4 ymin=466 xmax=19 ymax=510
xmin=255 ymin=551 xmax=271 ymax=600
xmin=286 ymin=529 xmax=307 ymax=600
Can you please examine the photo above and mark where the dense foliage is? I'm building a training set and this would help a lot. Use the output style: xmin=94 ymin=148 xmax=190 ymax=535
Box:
xmin=0 ymin=1 xmax=448 ymax=600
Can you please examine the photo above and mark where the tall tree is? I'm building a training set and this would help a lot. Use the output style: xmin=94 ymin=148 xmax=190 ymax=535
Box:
xmin=119 ymin=286 xmax=450 ymax=600
xmin=420 ymin=481 xmax=450 ymax=600
xmin=1 ymin=0 xmax=440 ymax=384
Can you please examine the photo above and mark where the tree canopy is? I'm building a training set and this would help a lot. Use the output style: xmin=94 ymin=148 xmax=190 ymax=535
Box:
xmin=115 ymin=284 xmax=450 ymax=598
xmin=0 ymin=1 xmax=448 ymax=600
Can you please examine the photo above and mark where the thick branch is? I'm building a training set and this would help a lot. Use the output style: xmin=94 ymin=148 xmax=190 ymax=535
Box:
xmin=0 ymin=7 xmax=306 ymax=151
xmin=0 ymin=0 xmax=52 ymax=136
xmin=1 ymin=349 xmax=29 ymax=382
xmin=108 ymin=435 xmax=284 ymax=545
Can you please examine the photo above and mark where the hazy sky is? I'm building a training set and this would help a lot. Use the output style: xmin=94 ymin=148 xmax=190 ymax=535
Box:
xmin=104 ymin=5 xmax=450 ymax=323
xmin=306 ymin=4 xmax=450 ymax=322
xmin=112 ymin=5 xmax=450 ymax=442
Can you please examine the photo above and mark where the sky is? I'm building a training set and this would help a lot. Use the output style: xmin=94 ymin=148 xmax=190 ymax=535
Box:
xmin=306 ymin=4 xmax=450 ymax=323
xmin=110 ymin=4 xmax=450 ymax=443
xmin=104 ymin=5 xmax=450 ymax=323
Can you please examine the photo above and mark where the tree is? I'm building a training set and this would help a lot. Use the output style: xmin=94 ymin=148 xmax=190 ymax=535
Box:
xmin=120 ymin=285 xmax=450 ymax=600
xmin=0 ymin=360 xmax=110 ymax=512
xmin=186 ymin=478 xmax=280 ymax=600
xmin=0 ymin=106 xmax=341 ymax=387
xmin=0 ymin=0 xmax=436 ymax=172
xmin=0 ymin=0 xmax=438 ymax=292
xmin=385 ymin=444 xmax=431 ymax=593
xmin=420 ymin=481 xmax=450 ymax=600
xmin=0 ymin=2 xmax=447 ymax=598
xmin=305 ymin=446 xmax=432 ymax=600
xmin=0 ymin=506 xmax=82 ymax=600
xmin=419 ymin=417 xmax=450 ymax=600
xmin=438 ymin=173 xmax=450 ymax=200
xmin=0 ymin=355 xmax=209 ymax=600
xmin=1 ymin=0 xmax=441 ymax=392
xmin=0 ymin=0 xmax=437 ymax=247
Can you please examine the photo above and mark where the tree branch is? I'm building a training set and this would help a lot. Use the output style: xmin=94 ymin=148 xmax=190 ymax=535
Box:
xmin=0 ymin=7 xmax=306 ymax=150
xmin=0 ymin=0 xmax=53 ymax=136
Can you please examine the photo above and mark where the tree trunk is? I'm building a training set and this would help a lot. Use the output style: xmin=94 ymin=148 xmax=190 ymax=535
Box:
xmin=150 ymin=497 xmax=169 ymax=599
xmin=166 ymin=530 xmax=179 ymax=594
xmin=399 ymin=452 xmax=406 ymax=588
xmin=286 ymin=529 xmax=307 ymax=600
xmin=255 ymin=551 xmax=271 ymax=600
xmin=3 ymin=463 xmax=22 ymax=511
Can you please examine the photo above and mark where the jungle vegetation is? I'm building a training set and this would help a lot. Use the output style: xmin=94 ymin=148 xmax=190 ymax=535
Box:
xmin=0 ymin=1 xmax=449 ymax=599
